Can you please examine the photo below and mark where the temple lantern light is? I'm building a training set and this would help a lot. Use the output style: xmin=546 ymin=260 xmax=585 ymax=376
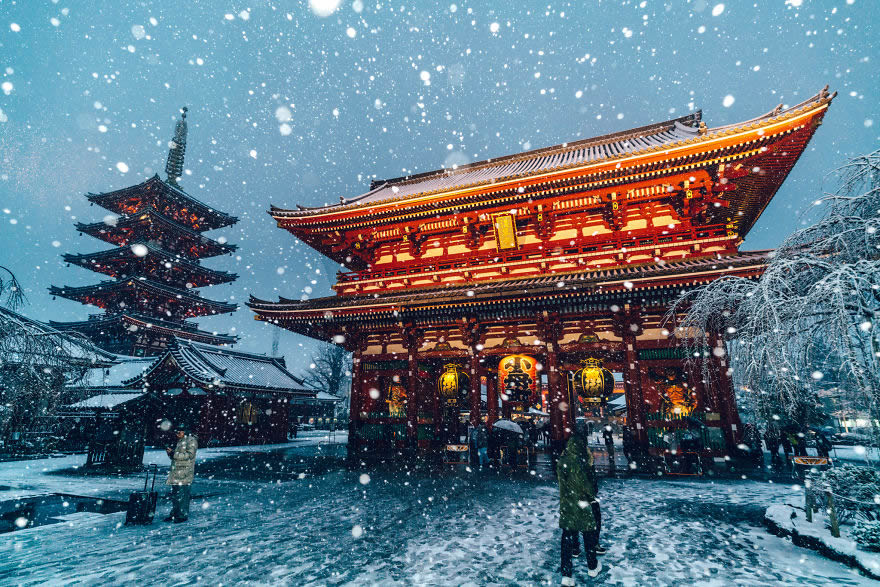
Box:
xmin=438 ymin=364 xmax=469 ymax=406
xmin=574 ymin=358 xmax=615 ymax=405
xmin=498 ymin=354 xmax=537 ymax=405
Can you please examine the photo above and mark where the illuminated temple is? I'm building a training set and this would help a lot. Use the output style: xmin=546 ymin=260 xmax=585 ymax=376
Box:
xmin=250 ymin=88 xmax=835 ymax=460
xmin=51 ymin=108 xmax=238 ymax=356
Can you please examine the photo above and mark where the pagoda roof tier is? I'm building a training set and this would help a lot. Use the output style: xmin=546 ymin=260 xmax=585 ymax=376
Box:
xmin=63 ymin=243 xmax=238 ymax=288
xmin=87 ymin=175 xmax=238 ymax=231
xmin=76 ymin=207 xmax=237 ymax=259
xmin=270 ymin=88 xmax=834 ymax=263
xmin=50 ymin=312 xmax=238 ymax=347
xmin=249 ymin=250 xmax=769 ymax=334
xmin=49 ymin=278 xmax=237 ymax=319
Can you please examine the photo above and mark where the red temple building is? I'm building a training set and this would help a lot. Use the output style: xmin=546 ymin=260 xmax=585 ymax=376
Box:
xmin=249 ymin=88 xmax=835 ymax=461
xmin=50 ymin=108 xmax=239 ymax=356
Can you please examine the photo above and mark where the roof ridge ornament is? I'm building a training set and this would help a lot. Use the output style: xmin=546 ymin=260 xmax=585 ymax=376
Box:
xmin=165 ymin=106 xmax=188 ymax=186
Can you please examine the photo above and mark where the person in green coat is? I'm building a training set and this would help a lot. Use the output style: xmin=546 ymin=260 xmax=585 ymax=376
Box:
xmin=557 ymin=427 xmax=600 ymax=584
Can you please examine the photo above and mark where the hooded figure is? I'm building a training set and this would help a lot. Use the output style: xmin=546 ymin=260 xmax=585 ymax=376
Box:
xmin=557 ymin=429 xmax=601 ymax=583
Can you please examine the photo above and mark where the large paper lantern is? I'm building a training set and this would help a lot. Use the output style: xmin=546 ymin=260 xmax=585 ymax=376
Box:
xmin=438 ymin=364 xmax=469 ymax=406
xmin=498 ymin=354 xmax=537 ymax=404
xmin=574 ymin=358 xmax=614 ymax=404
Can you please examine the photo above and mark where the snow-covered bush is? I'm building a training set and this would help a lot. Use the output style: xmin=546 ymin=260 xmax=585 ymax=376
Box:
xmin=668 ymin=149 xmax=880 ymax=436
xmin=807 ymin=465 xmax=880 ymax=523
xmin=852 ymin=520 xmax=880 ymax=551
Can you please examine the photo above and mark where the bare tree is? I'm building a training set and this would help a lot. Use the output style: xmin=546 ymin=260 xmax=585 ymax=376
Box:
xmin=0 ymin=265 xmax=26 ymax=310
xmin=668 ymin=149 xmax=880 ymax=434
xmin=302 ymin=343 xmax=352 ymax=415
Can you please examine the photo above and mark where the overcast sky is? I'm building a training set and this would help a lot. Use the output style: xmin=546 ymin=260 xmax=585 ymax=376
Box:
xmin=0 ymin=0 xmax=876 ymax=371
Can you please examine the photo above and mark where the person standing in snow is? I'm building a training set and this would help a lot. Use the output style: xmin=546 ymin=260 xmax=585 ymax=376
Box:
xmin=557 ymin=425 xmax=601 ymax=584
xmin=815 ymin=431 xmax=833 ymax=459
xmin=475 ymin=423 xmax=489 ymax=468
xmin=602 ymin=425 xmax=615 ymax=472
xmin=165 ymin=425 xmax=197 ymax=523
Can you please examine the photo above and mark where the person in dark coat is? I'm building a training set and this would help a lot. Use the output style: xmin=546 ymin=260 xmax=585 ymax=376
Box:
xmin=622 ymin=426 xmax=634 ymax=464
xmin=557 ymin=427 xmax=601 ymax=584
xmin=602 ymin=425 xmax=615 ymax=471
xmin=764 ymin=425 xmax=781 ymax=469
xmin=780 ymin=432 xmax=793 ymax=470
xmin=815 ymin=432 xmax=833 ymax=459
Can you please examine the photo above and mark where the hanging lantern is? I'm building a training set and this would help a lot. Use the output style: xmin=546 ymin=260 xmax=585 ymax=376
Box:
xmin=498 ymin=354 xmax=537 ymax=404
xmin=574 ymin=358 xmax=615 ymax=404
xmin=438 ymin=364 xmax=469 ymax=406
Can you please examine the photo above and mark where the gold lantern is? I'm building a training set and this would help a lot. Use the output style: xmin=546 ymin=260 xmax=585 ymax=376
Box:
xmin=574 ymin=358 xmax=615 ymax=404
xmin=438 ymin=364 xmax=469 ymax=406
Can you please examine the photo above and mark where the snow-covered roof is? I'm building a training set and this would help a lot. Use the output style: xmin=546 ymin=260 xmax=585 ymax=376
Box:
xmin=67 ymin=392 xmax=144 ymax=409
xmin=130 ymin=338 xmax=316 ymax=396
xmin=78 ymin=356 xmax=156 ymax=390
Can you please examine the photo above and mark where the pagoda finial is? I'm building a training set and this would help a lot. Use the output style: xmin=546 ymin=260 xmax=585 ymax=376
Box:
xmin=165 ymin=106 xmax=188 ymax=186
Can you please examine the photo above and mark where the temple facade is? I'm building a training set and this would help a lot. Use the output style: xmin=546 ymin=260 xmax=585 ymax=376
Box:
xmin=250 ymin=89 xmax=835 ymax=461
xmin=50 ymin=108 xmax=239 ymax=356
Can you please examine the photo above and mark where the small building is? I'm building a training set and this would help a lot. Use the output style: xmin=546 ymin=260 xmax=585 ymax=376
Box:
xmin=290 ymin=392 xmax=342 ymax=430
xmin=131 ymin=339 xmax=316 ymax=446
xmin=64 ymin=338 xmax=317 ymax=467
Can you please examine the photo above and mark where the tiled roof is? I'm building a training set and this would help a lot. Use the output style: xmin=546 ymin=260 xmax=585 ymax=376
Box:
xmin=76 ymin=207 xmax=237 ymax=258
xmin=129 ymin=338 xmax=315 ymax=395
xmin=49 ymin=277 xmax=237 ymax=316
xmin=276 ymin=113 xmax=702 ymax=215
xmin=87 ymin=175 xmax=238 ymax=230
xmin=63 ymin=242 xmax=238 ymax=286
xmin=50 ymin=313 xmax=238 ymax=346
xmin=66 ymin=392 xmax=144 ymax=409
xmin=78 ymin=356 xmax=156 ymax=389
xmin=272 ymin=88 xmax=834 ymax=219
xmin=249 ymin=250 xmax=770 ymax=319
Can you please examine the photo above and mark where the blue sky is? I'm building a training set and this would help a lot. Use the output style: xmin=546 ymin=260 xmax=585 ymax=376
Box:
xmin=0 ymin=0 xmax=876 ymax=369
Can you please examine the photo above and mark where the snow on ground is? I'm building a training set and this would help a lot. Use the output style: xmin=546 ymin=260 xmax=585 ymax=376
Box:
xmin=0 ymin=439 xmax=873 ymax=586
xmin=0 ymin=430 xmax=345 ymax=502
xmin=766 ymin=499 xmax=880 ymax=580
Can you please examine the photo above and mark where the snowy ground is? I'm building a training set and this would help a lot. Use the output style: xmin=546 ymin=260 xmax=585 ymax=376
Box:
xmin=0 ymin=430 xmax=345 ymax=502
xmin=766 ymin=499 xmax=880 ymax=580
xmin=0 ymin=436 xmax=874 ymax=585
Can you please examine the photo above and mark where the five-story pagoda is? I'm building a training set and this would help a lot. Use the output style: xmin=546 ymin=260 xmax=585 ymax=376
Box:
xmin=50 ymin=108 xmax=238 ymax=356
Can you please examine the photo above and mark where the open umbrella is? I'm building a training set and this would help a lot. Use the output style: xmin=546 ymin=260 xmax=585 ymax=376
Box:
xmin=527 ymin=408 xmax=549 ymax=416
xmin=493 ymin=419 xmax=524 ymax=434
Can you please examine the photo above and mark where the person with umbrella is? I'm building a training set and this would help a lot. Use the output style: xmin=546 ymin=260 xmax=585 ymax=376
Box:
xmin=558 ymin=423 xmax=601 ymax=584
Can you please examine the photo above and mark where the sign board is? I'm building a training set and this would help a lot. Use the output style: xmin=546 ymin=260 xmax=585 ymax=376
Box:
xmin=446 ymin=444 xmax=469 ymax=452
xmin=493 ymin=213 xmax=518 ymax=251
xmin=793 ymin=456 xmax=830 ymax=466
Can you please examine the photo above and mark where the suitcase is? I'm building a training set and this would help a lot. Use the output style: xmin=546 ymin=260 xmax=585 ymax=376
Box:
xmin=125 ymin=464 xmax=159 ymax=525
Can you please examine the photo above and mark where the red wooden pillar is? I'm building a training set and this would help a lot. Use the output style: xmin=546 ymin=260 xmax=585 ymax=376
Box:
xmin=619 ymin=308 xmax=648 ymax=451
xmin=486 ymin=370 xmax=499 ymax=428
xmin=348 ymin=348 xmax=364 ymax=458
xmin=459 ymin=320 xmax=486 ymax=429
xmin=546 ymin=345 xmax=567 ymax=442
xmin=540 ymin=314 xmax=568 ymax=445
xmin=468 ymin=349 xmax=482 ymax=428
xmin=402 ymin=325 xmax=424 ymax=450
xmin=710 ymin=332 xmax=741 ymax=451
xmin=407 ymin=343 xmax=420 ymax=448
